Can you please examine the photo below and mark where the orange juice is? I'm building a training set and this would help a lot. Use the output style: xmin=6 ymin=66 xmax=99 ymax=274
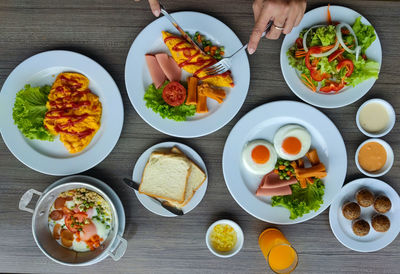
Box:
xmin=259 ymin=228 xmax=298 ymax=274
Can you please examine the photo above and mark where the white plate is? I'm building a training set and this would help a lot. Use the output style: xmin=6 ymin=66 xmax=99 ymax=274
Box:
xmin=222 ymin=101 xmax=347 ymax=224
xmin=132 ymin=141 xmax=208 ymax=217
xmin=125 ymin=11 xmax=250 ymax=137
xmin=329 ymin=178 xmax=400 ymax=252
xmin=280 ymin=5 xmax=382 ymax=108
xmin=0 ymin=50 xmax=124 ymax=175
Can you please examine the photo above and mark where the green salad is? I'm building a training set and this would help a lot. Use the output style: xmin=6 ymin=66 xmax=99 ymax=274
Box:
xmin=144 ymin=81 xmax=196 ymax=121
xmin=272 ymin=178 xmax=325 ymax=220
xmin=287 ymin=13 xmax=380 ymax=93
xmin=12 ymin=84 xmax=54 ymax=141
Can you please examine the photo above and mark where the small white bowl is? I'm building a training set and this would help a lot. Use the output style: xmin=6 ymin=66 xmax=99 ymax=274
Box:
xmin=355 ymin=139 xmax=394 ymax=177
xmin=356 ymin=99 xmax=396 ymax=138
xmin=205 ymin=219 xmax=244 ymax=258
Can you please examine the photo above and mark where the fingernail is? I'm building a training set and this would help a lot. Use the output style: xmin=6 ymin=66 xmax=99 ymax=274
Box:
xmin=154 ymin=10 xmax=160 ymax=17
xmin=248 ymin=47 xmax=255 ymax=55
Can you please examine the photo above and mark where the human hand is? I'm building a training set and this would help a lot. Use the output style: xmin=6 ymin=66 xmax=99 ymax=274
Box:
xmin=135 ymin=0 xmax=161 ymax=17
xmin=248 ymin=0 xmax=306 ymax=54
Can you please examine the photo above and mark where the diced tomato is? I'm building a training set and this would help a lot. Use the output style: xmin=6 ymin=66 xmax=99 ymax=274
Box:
xmin=295 ymin=37 xmax=303 ymax=49
xmin=337 ymin=59 xmax=354 ymax=77
xmin=65 ymin=214 xmax=78 ymax=233
xmin=162 ymin=81 xmax=187 ymax=107
xmin=328 ymin=48 xmax=345 ymax=62
xmin=73 ymin=212 xmax=88 ymax=223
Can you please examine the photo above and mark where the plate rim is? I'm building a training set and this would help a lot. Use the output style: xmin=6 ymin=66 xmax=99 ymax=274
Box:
xmin=280 ymin=5 xmax=382 ymax=108
xmin=222 ymin=100 xmax=347 ymax=224
xmin=131 ymin=141 xmax=208 ymax=217
xmin=124 ymin=11 xmax=250 ymax=138
xmin=0 ymin=50 xmax=124 ymax=175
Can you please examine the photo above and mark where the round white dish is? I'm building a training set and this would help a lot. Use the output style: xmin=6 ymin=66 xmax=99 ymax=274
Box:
xmin=205 ymin=219 xmax=244 ymax=258
xmin=222 ymin=100 xmax=347 ymax=224
xmin=355 ymin=139 xmax=394 ymax=177
xmin=356 ymin=99 xmax=396 ymax=137
xmin=125 ymin=11 xmax=250 ymax=138
xmin=131 ymin=141 xmax=208 ymax=217
xmin=280 ymin=5 xmax=382 ymax=108
xmin=329 ymin=178 xmax=400 ymax=252
xmin=0 ymin=50 xmax=124 ymax=175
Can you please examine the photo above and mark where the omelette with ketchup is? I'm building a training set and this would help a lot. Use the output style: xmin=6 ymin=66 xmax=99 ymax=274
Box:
xmin=162 ymin=31 xmax=234 ymax=88
xmin=43 ymin=73 xmax=102 ymax=154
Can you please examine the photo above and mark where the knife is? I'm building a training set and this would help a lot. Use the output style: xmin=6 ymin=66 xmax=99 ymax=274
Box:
xmin=160 ymin=4 xmax=207 ymax=55
xmin=123 ymin=178 xmax=184 ymax=216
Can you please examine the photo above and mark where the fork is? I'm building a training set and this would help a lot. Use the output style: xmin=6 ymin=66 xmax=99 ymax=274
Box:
xmin=204 ymin=21 xmax=273 ymax=75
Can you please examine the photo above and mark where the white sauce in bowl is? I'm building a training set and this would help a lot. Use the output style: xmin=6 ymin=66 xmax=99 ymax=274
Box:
xmin=359 ymin=102 xmax=389 ymax=133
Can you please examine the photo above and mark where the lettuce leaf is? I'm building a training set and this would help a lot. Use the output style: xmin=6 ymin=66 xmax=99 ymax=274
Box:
xmin=144 ymin=81 xmax=196 ymax=121
xmin=271 ymin=179 xmax=325 ymax=220
xmin=352 ymin=16 xmax=376 ymax=53
xmin=346 ymin=57 xmax=380 ymax=86
xmin=315 ymin=25 xmax=337 ymax=46
xmin=12 ymin=84 xmax=54 ymax=141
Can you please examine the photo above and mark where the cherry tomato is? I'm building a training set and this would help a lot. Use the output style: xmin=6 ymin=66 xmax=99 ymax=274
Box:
xmin=162 ymin=82 xmax=187 ymax=107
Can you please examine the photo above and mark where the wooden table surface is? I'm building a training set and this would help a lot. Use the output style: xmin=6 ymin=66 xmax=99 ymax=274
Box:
xmin=1 ymin=0 xmax=399 ymax=273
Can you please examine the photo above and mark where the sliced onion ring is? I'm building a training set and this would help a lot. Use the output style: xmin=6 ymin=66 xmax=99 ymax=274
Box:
xmin=311 ymin=40 xmax=339 ymax=58
xmin=302 ymin=25 xmax=326 ymax=52
xmin=336 ymin=23 xmax=359 ymax=56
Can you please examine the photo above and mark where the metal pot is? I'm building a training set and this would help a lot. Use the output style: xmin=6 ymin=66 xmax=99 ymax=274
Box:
xmin=19 ymin=175 xmax=127 ymax=266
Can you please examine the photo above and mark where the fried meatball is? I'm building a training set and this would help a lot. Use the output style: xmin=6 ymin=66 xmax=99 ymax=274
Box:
xmin=355 ymin=189 xmax=374 ymax=207
xmin=342 ymin=202 xmax=361 ymax=220
xmin=373 ymin=195 xmax=392 ymax=213
xmin=372 ymin=214 xmax=391 ymax=232
xmin=352 ymin=219 xmax=370 ymax=236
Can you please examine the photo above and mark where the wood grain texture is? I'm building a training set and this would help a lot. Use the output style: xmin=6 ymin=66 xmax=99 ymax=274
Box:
xmin=0 ymin=0 xmax=399 ymax=273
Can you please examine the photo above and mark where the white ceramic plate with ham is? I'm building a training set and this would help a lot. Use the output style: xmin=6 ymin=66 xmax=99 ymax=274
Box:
xmin=222 ymin=101 xmax=347 ymax=224
xmin=125 ymin=11 xmax=250 ymax=138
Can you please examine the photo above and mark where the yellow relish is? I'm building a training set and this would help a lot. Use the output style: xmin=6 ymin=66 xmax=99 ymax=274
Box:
xmin=210 ymin=224 xmax=237 ymax=252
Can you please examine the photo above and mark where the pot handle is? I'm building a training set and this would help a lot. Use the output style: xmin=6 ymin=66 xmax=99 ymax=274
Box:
xmin=108 ymin=234 xmax=127 ymax=261
xmin=19 ymin=189 xmax=42 ymax=214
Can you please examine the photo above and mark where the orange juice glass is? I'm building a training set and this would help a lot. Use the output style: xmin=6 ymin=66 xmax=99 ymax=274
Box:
xmin=259 ymin=228 xmax=298 ymax=274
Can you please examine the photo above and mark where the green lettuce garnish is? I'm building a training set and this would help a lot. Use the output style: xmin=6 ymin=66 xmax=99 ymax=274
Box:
xmin=12 ymin=84 xmax=54 ymax=141
xmin=352 ymin=16 xmax=376 ymax=53
xmin=315 ymin=25 xmax=337 ymax=46
xmin=346 ymin=56 xmax=380 ymax=87
xmin=271 ymin=179 xmax=325 ymax=220
xmin=144 ymin=81 xmax=196 ymax=121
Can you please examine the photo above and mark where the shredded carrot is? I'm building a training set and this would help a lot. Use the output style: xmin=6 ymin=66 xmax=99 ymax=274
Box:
xmin=274 ymin=169 xmax=279 ymax=174
xmin=220 ymin=51 xmax=225 ymax=56
xmin=301 ymin=74 xmax=316 ymax=92
xmin=204 ymin=46 xmax=210 ymax=52
xmin=279 ymin=165 xmax=286 ymax=170
xmin=211 ymin=46 xmax=217 ymax=51
xmin=327 ymin=4 xmax=332 ymax=25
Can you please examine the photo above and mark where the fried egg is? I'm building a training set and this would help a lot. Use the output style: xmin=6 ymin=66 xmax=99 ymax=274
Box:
xmin=242 ymin=140 xmax=277 ymax=175
xmin=273 ymin=125 xmax=311 ymax=160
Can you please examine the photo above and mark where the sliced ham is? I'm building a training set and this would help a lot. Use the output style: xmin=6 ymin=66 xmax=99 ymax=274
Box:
xmin=261 ymin=172 xmax=298 ymax=189
xmin=145 ymin=54 xmax=166 ymax=89
xmin=80 ymin=221 xmax=97 ymax=241
xmin=155 ymin=53 xmax=181 ymax=82
xmin=256 ymin=185 xmax=292 ymax=196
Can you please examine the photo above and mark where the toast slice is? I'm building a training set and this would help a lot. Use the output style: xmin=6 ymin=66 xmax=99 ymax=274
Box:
xmin=166 ymin=147 xmax=207 ymax=208
xmin=139 ymin=152 xmax=191 ymax=203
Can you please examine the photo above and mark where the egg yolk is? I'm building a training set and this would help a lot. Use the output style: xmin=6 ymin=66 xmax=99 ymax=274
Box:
xmin=282 ymin=137 xmax=301 ymax=155
xmin=251 ymin=145 xmax=270 ymax=164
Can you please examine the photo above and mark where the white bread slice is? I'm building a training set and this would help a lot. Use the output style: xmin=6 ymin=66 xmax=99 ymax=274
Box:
xmin=166 ymin=147 xmax=206 ymax=208
xmin=139 ymin=152 xmax=191 ymax=203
